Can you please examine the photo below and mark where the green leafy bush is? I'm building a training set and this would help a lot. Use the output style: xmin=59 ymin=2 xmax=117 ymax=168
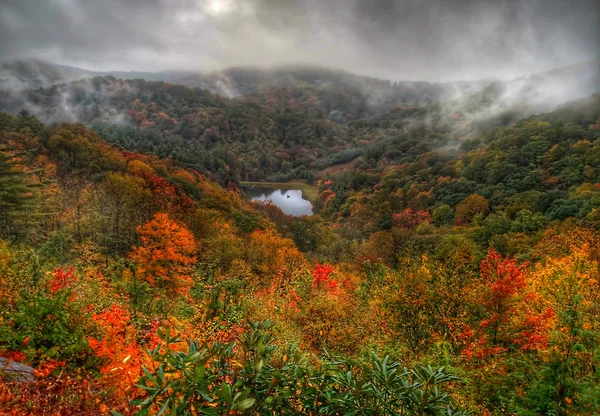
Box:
xmin=130 ymin=320 xmax=470 ymax=415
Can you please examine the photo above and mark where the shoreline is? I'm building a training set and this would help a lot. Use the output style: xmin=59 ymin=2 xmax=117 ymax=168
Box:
xmin=239 ymin=180 xmax=318 ymax=203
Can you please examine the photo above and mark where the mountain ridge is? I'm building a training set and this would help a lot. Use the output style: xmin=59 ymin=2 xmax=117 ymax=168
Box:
xmin=0 ymin=58 xmax=200 ymax=91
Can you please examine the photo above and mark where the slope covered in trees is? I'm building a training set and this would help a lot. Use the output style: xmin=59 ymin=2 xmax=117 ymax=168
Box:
xmin=177 ymin=65 xmax=483 ymax=115
xmin=316 ymin=95 xmax=600 ymax=237
xmin=0 ymin=76 xmax=359 ymax=182
xmin=3 ymin=64 xmax=596 ymax=187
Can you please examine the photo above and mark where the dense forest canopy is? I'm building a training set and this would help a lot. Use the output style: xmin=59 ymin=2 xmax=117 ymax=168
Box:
xmin=1 ymin=0 xmax=600 ymax=412
xmin=1 ymin=61 xmax=597 ymax=186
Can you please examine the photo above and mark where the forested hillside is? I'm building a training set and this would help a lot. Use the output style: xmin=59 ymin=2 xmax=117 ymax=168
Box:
xmin=0 ymin=76 xmax=358 ymax=182
xmin=177 ymin=65 xmax=483 ymax=113
xmin=3 ymin=63 xmax=596 ymax=187
xmin=318 ymin=96 xmax=600 ymax=236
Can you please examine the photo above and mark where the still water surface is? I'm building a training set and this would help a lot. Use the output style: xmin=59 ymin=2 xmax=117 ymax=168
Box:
xmin=244 ymin=187 xmax=313 ymax=216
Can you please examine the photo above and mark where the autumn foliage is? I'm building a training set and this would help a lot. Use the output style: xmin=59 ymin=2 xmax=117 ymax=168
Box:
xmin=129 ymin=212 xmax=197 ymax=293
xmin=88 ymin=304 xmax=142 ymax=383
xmin=311 ymin=261 xmax=337 ymax=292
xmin=2 ymin=98 xmax=600 ymax=415
xmin=49 ymin=266 xmax=77 ymax=294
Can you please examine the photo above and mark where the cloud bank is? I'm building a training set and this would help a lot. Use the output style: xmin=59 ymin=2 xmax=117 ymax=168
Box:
xmin=0 ymin=0 xmax=599 ymax=81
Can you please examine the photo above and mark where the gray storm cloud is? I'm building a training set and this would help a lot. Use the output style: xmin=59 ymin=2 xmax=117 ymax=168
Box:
xmin=0 ymin=0 xmax=598 ymax=81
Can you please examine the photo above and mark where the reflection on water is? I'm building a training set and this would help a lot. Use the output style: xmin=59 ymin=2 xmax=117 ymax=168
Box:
xmin=244 ymin=188 xmax=313 ymax=216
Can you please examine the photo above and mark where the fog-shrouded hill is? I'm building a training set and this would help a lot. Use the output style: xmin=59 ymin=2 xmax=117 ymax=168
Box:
xmin=176 ymin=62 xmax=599 ymax=120
xmin=0 ymin=58 xmax=200 ymax=91
xmin=4 ymin=59 xmax=597 ymax=124
xmin=0 ymin=69 xmax=543 ymax=181
xmin=0 ymin=59 xmax=91 ymax=90
xmin=176 ymin=65 xmax=492 ymax=118
xmin=496 ymin=61 xmax=600 ymax=113
xmin=0 ymin=61 xmax=598 ymax=184
xmin=0 ymin=76 xmax=353 ymax=181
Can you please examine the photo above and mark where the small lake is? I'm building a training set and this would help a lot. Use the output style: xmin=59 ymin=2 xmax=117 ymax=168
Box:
xmin=244 ymin=187 xmax=313 ymax=216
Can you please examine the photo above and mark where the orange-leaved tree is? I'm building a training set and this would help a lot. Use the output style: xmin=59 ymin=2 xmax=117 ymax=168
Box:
xmin=130 ymin=213 xmax=197 ymax=293
xmin=88 ymin=304 xmax=142 ymax=392
xmin=246 ymin=229 xmax=305 ymax=286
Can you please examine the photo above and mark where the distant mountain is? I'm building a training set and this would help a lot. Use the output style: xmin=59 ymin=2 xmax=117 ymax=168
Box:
xmin=99 ymin=69 xmax=200 ymax=83
xmin=0 ymin=59 xmax=200 ymax=90
xmin=0 ymin=59 xmax=90 ymax=90
xmin=497 ymin=61 xmax=600 ymax=112
xmin=176 ymin=65 xmax=494 ymax=121
xmin=179 ymin=62 xmax=598 ymax=117
xmin=5 ymin=59 xmax=595 ymax=124
xmin=177 ymin=65 xmax=405 ymax=97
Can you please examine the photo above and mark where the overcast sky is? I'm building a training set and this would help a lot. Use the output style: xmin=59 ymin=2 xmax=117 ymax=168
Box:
xmin=1 ymin=0 xmax=598 ymax=81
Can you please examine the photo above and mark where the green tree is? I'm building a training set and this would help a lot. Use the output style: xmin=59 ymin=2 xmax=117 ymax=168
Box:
xmin=0 ymin=147 xmax=38 ymax=239
xmin=432 ymin=204 xmax=454 ymax=227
